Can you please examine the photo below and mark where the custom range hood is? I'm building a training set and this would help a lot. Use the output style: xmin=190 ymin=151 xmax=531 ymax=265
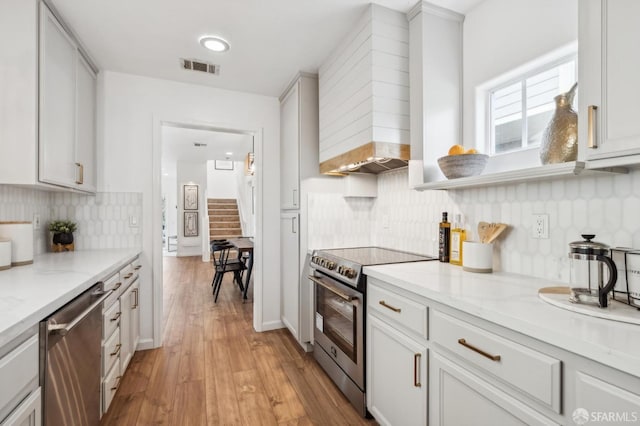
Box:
xmin=318 ymin=4 xmax=410 ymax=175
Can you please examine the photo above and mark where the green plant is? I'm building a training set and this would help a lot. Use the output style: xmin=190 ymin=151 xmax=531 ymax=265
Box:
xmin=48 ymin=220 xmax=77 ymax=234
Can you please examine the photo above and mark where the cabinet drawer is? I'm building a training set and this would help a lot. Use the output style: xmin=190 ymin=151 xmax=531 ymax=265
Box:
xmin=431 ymin=310 xmax=561 ymax=413
xmin=102 ymin=327 xmax=121 ymax=379
xmin=120 ymin=264 xmax=135 ymax=291
xmin=102 ymin=273 xmax=122 ymax=311
xmin=102 ymin=298 xmax=121 ymax=340
xmin=0 ymin=334 xmax=38 ymax=416
xmin=368 ymin=284 xmax=428 ymax=339
xmin=102 ymin=362 xmax=121 ymax=414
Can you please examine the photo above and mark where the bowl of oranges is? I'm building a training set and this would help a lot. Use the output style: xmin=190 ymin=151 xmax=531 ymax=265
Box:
xmin=437 ymin=145 xmax=488 ymax=179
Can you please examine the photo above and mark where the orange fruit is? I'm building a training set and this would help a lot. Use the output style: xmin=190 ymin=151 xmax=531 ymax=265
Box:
xmin=465 ymin=148 xmax=478 ymax=154
xmin=448 ymin=144 xmax=465 ymax=155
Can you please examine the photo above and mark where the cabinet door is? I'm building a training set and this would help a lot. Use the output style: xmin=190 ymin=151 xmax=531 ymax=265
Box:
xmin=280 ymin=212 xmax=300 ymax=338
xmin=280 ymin=82 xmax=300 ymax=210
xmin=131 ymin=279 xmax=140 ymax=352
xmin=39 ymin=5 xmax=77 ymax=188
xmin=579 ymin=0 xmax=640 ymax=162
xmin=0 ymin=387 xmax=41 ymax=426
xmin=575 ymin=372 xmax=640 ymax=422
xmin=367 ymin=315 xmax=427 ymax=426
xmin=119 ymin=285 xmax=133 ymax=373
xmin=429 ymin=350 xmax=559 ymax=426
xmin=75 ymin=55 xmax=97 ymax=192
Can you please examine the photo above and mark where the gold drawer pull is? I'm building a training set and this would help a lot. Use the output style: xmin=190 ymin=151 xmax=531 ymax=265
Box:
xmin=134 ymin=265 xmax=142 ymax=270
xmin=413 ymin=353 xmax=422 ymax=387
xmin=379 ymin=300 xmax=401 ymax=313
xmin=124 ymin=273 xmax=133 ymax=279
xmin=113 ymin=282 xmax=122 ymax=290
xmin=587 ymin=105 xmax=598 ymax=149
xmin=110 ymin=312 xmax=121 ymax=322
xmin=458 ymin=338 xmax=501 ymax=361
xmin=110 ymin=343 xmax=122 ymax=357
xmin=110 ymin=375 xmax=122 ymax=391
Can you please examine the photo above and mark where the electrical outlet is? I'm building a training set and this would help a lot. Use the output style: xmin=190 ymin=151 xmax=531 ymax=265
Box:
xmin=33 ymin=213 xmax=40 ymax=230
xmin=532 ymin=214 xmax=549 ymax=239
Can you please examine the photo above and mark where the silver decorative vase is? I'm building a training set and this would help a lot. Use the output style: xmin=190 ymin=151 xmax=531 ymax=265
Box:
xmin=540 ymin=82 xmax=578 ymax=164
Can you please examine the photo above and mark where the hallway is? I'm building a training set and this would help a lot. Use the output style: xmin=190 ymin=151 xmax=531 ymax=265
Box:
xmin=101 ymin=256 xmax=375 ymax=425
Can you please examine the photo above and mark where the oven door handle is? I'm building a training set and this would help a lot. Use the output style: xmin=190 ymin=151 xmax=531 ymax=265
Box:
xmin=309 ymin=275 xmax=358 ymax=303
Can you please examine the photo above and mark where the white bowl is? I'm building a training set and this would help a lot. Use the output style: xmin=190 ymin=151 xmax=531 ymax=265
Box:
xmin=437 ymin=154 xmax=489 ymax=179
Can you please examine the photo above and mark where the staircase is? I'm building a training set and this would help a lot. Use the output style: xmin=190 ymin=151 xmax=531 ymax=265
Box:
xmin=208 ymin=198 xmax=242 ymax=241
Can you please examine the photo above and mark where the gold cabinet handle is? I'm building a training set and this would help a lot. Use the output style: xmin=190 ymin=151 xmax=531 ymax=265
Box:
xmin=133 ymin=288 xmax=139 ymax=309
xmin=110 ymin=375 xmax=122 ymax=391
xmin=124 ymin=273 xmax=133 ymax=279
xmin=110 ymin=311 xmax=121 ymax=322
xmin=379 ymin=300 xmax=401 ymax=313
xmin=134 ymin=265 xmax=142 ymax=270
xmin=414 ymin=353 xmax=422 ymax=387
xmin=588 ymin=105 xmax=598 ymax=149
xmin=110 ymin=343 xmax=122 ymax=357
xmin=458 ymin=338 xmax=501 ymax=361
xmin=75 ymin=162 xmax=84 ymax=184
xmin=114 ymin=282 xmax=122 ymax=290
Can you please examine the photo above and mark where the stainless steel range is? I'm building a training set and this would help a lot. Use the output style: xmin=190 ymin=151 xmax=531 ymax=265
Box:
xmin=308 ymin=247 xmax=436 ymax=417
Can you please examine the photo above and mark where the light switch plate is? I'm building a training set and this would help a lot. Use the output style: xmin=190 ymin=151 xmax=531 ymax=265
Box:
xmin=129 ymin=215 xmax=139 ymax=228
xmin=33 ymin=213 xmax=40 ymax=229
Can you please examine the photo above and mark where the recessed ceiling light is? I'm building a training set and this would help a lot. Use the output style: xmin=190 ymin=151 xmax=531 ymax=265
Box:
xmin=199 ymin=36 xmax=230 ymax=53
xmin=225 ymin=152 xmax=233 ymax=156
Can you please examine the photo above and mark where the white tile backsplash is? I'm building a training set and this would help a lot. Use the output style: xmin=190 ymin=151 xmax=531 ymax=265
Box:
xmin=307 ymin=167 xmax=640 ymax=284
xmin=0 ymin=186 xmax=142 ymax=254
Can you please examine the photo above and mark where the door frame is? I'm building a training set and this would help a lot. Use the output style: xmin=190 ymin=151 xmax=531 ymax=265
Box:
xmin=151 ymin=116 xmax=265 ymax=346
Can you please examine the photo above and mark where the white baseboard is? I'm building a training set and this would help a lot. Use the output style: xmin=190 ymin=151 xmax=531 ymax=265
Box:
xmin=260 ymin=319 xmax=284 ymax=331
xmin=136 ymin=338 xmax=157 ymax=351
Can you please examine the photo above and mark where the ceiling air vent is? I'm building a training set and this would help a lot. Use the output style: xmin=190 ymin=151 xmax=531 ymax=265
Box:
xmin=180 ymin=58 xmax=220 ymax=75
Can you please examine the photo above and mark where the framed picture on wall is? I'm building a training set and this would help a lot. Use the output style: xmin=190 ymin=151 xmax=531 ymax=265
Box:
xmin=215 ymin=160 xmax=234 ymax=170
xmin=184 ymin=212 xmax=198 ymax=237
xmin=183 ymin=184 xmax=198 ymax=210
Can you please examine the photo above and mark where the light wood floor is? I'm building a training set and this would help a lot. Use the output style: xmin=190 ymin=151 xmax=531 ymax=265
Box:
xmin=101 ymin=255 xmax=376 ymax=425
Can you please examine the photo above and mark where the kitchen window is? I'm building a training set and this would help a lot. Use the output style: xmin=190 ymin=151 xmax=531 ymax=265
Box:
xmin=488 ymin=56 xmax=577 ymax=155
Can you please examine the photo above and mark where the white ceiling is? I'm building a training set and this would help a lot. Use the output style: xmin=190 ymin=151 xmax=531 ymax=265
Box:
xmin=49 ymin=0 xmax=483 ymax=98
xmin=161 ymin=125 xmax=253 ymax=175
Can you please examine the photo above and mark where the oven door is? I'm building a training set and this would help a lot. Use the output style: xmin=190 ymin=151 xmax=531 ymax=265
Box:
xmin=310 ymin=272 xmax=364 ymax=389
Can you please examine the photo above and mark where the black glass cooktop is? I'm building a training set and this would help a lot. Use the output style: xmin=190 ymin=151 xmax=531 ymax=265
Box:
xmin=317 ymin=246 xmax=436 ymax=266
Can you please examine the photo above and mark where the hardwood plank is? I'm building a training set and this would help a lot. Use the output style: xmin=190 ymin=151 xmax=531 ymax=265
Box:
xmin=234 ymin=369 xmax=279 ymax=426
xmin=169 ymin=380 xmax=207 ymax=426
xmin=212 ymin=341 xmax=243 ymax=424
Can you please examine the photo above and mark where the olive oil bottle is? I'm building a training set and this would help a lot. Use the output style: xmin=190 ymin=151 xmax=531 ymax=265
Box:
xmin=449 ymin=214 xmax=466 ymax=266
xmin=438 ymin=212 xmax=450 ymax=262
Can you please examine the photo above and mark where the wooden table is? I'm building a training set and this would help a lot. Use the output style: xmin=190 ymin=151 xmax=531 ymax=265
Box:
xmin=228 ymin=237 xmax=254 ymax=299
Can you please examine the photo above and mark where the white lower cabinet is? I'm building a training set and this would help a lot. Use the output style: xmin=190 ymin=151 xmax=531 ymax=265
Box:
xmin=429 ymin=350 xmax=558 ymax=426
xmin=100 ymin=257 xmax=141 ymax=417
xmin=0 ymin=388 xmax=41 ymax=426
xmin=367 ymin=315 xmax=427 ymax=426
xmin=575 ymin=372 xmax=640 ymax=422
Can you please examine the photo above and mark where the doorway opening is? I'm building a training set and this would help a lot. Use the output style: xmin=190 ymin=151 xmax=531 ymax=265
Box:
xmin=152 ymin=119 xmax=264 ymax=346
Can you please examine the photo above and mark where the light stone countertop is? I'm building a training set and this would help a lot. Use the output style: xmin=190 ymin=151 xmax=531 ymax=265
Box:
xmin=0 ymin=249 xmax=140 ymax=348
xmin=363 ymin=261 xmax=640 ymax=379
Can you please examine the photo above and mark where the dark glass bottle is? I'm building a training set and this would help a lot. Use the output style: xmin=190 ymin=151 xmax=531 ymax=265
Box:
xmin=439 ymin=212 xmax=450 ymax=262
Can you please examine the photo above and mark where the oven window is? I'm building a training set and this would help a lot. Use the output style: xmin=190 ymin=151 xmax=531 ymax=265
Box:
xmin=316 ymin=284 xmax=357 ymax=362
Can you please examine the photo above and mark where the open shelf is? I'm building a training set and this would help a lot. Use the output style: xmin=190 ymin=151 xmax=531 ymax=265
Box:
xmin=414 ymin=161 xmax=628 ymax=191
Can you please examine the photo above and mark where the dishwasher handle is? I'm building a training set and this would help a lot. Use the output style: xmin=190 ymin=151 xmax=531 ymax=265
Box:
xmin=48 ymin=288 xmax=114 ymax=336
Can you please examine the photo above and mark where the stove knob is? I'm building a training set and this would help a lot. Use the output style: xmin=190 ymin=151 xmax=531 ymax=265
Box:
xmin=319 ymin=259 xmax=325 ymax=267
xmin=346 ymin=268 xmax=357 ymax=279
xmin=327 ymin=261 xmax=336 ymax=270
xmin=312 ymin=256 xmax=318 ymax=264
xmin=337 ymin=266 xmax=344 ymax=274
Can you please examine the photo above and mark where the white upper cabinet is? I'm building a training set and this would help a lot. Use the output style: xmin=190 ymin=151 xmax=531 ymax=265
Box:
xmin=0 ymin=0 xmax=97 ymax=193
xmin=579 ymin=0 xmax=640 ymax=166
xmin=279 ymin=73 xmax=319 ymax=210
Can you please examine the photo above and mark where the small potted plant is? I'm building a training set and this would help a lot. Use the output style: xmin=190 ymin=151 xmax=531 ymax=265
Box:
xmin=49 ymin=220 xmax=77 ymax=248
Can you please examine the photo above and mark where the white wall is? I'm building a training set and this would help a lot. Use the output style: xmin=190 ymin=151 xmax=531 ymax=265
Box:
xmin=206 ymin=161 xmax=238 ymax=199
xmin=462 ymin=0 xmax=578 ymax=150
xmin=235 ymin=166 xmax=255 ymax=237
xmin=162 ymin=173 xmax=177 ymax=242
xmin=177 ymin=161 xmax=206 ymax=257
xmin=100 ymin=71 xmax=281 ymax=345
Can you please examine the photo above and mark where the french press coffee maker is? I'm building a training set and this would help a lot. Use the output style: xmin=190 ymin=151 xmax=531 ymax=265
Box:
xmin=568 ymin=234 xmax=617 ymax=308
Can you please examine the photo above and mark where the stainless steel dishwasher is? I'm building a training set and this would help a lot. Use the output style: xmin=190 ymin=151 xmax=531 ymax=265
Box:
xmin=39 ymin=282 xmax=112 ymax=426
